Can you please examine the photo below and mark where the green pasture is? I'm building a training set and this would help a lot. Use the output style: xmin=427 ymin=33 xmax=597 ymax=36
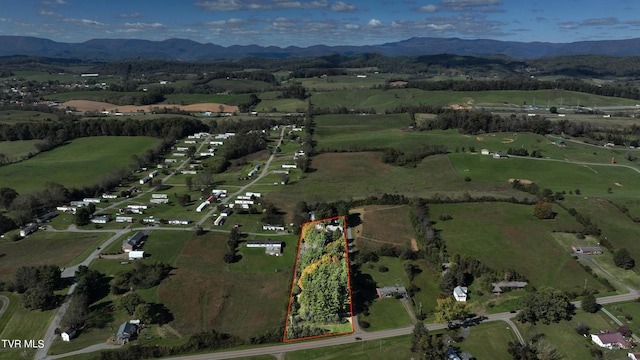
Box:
xmin=310 ymin=88 xmax=639 ymax=113
xmin=157 ymin=232 xmax=292 ymax=339
xmin=266 ymin=152 xmax=526 ymax=216
xmin=0 ymin=110 xmax=59 ymax=123
xmin=0 ymin=232 xmax=108 ymax=278
xmin=297 ymin=75 xmax=385 ymax=90
xmin=0 ymin=139 xmax=42 ymax=160
xmin=0 ymin=136 xmax=159 ymax=193
xmin=567 ymin=198 xmax=640 ymax=271
xmin=255 ymin=98 xmax=308 ymax=113
xmin=429 ymin=202 xmax=608 ymax=293
xmin=516 ymin=310 xmax=625 ymax=360
xmin=1 ymin=70 xmax=80 ymax=82
xmin=448 ymin=152 xmax=640 ymax=198
xmin=455 ymin=321 xmax=516 ymax=360
xmin=284 ymin=335 xmax=413 ymax=360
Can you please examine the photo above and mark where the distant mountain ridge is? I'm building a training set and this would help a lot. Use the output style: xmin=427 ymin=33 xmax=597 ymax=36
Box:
xmin=1 ymin=36 xmax=640 ymax=61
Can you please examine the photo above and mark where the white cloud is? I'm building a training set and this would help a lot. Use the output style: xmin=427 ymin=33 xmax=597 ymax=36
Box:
xmin=193 ymin=0 xmax=330 ymax=11
xmin=345 ymin=23 xmax=359 ymax=29
xmin=368 ymin=19 xmax=382 ymax=27
xmin=418 ymin=4 xmax=438 ymax=12
xmin=124 ymin=22 xmax=166 ymax=30
xmin=331 ymin=1 xmax=357 ymax=12
xmin=41 ymin=0 xmax=68 ymax=6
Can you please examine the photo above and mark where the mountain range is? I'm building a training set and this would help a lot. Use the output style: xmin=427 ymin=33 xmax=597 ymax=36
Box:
xmin=1 ymin=36 xmax=640 ymax=61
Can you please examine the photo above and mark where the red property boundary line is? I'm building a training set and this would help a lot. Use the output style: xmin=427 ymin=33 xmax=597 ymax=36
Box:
xmin=282 ymin=215 xmax=354 ymax=342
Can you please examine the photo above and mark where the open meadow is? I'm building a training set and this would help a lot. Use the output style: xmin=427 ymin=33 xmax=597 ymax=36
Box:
xmin=429 ymin=202 xmax=608 ymax=293
xmin=0 ymin=139 xmax=42 ymax=162
xmin=0 ymin=136 xmax=159 ymax=193
xmin=309 ymin=88 xmax=639 ymax=112
xmin=156 ymin=232 xmax=297 ymax=340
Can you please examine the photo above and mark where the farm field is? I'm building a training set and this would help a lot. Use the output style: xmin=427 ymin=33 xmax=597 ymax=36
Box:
xmin=448 ymin=151 xmax=640 ymax=198
xmin=266 ymin=152 xmax=525 ymax=217
xmin=429 ymin=202 xmax=609 ymax=294
xmin=157 ymin=232 xmax=296 ymax=340
xmin=0 ymin=110 xmax=59 ymax=123
xmin=350 ymin=205 xmax=415 ymax=252
xmin=298 ymin=75 xmax=386 ymax=90
xmin=0 ymin=136 xmax=159 ymax=193
xmin=0 ymin=139 xmax=42 ymax=161
xmin=310 ymin=88 xmax=639 ymax=112
xmin=0 ymin=232 xmax=109 ymax=278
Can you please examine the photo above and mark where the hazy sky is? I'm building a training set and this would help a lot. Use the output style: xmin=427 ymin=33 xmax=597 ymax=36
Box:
xmin=1 ymin=0 xmax=639 ymax=46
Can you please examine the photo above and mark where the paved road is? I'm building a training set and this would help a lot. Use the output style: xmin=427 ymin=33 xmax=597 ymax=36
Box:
xmin=573 ymin=253 xmax=636 ymax=292
xmin=0 ymin=295 xmax=8 ymax=319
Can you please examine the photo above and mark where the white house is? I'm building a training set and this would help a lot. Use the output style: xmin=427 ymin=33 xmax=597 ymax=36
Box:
xmin=102 ymin=193 xmax=118 ymax=199
xmin=127 ymin=204 xmax=148 ymax=210
xmin=246 ymin=240 xmax=282 ymax=256
xmin=150 ymin=198 xmax=170 ymax=204
xmin=591 ymin=331 xmax=631 ymax=350
xmin=83 ymin=198 xmax=102 ymax=203
xmin=453 ymin=286 xmax=468 ymax=302
xmin=61 ymin=328 xmax=77 ymax=342
xmin=629 ymin=353 xmax=640 ymax=360
xmin=116 ymin=216 xmax=134 ymax=223
xmin=151 ymin=194 xmax=168 ymax=199
xmin=196 ymin=201 xmax=210 ymax=212
xmin=481 ymin=149 xmax=490 ymax=155
xmin=282 ymin=164 xmax=297 ymax=169
xmin=139 ymin=176 xmax=151 ymax=185
xmin=246 ymin=192 xmax=261 ymax=198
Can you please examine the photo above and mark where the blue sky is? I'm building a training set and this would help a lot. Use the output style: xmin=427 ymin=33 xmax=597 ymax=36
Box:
xmin=0 ymin=0 xmax=639 ymax=46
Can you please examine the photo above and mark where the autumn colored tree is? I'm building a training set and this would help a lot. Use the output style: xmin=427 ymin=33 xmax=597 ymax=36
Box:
xmin=533 ymin=201 xmax=554 ymax=220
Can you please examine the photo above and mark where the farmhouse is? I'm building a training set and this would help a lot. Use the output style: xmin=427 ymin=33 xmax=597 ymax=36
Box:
xmin=168 ymin=218 xmax=191 ymax=225
xmin=572 ymin=246 xmax=603 ymax=255
xmin=20 ymin=223 xmax=38 ymax=237
xmin=60 ymin=328 xmax=77 ymax=342
xmin=375 ymin=286 xmax=408 ymax=299
xmin=263 ymin=224 xmax=286 ymax=231
xmin=629 ymin=352 xmax=640 ymax=360
xmin=122 ymin=232 xmax=146 ymax=253
xmin=591 ymin=331 xmax=631 ymax=349
xmin=453 ymin=286 xmax=468 ymax=302
xmin=116 ymin=322 xmax=139 ymax=344
xmin=246 ymin=240 xmax=282 ymax=256
xmin=492 ymin=281 xmax=528 ymax=293
xmin=90 ymin=216 xmax=110 ymax=224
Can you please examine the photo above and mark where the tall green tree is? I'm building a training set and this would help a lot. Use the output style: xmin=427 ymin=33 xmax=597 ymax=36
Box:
xmin=581 ymin=293 xmax=598 ymax=313
xmin=613 ymin=248 xmax=635 ymax=270
xmin=517 ymin=287 xmax=574 ymax=325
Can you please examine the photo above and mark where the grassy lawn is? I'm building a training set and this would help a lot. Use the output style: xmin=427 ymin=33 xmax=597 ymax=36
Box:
xmin=284 ymin=335 xmax=413 ymax=360
xmin=0 ymin=232 xmax=109 ymax=278
xmin=516 ymin=310 xmax=627 ymax=360
xmin=357 ymin=298 xmax=412 ymax=332
xmin=350 ymin=205 xmax=415 ymax=252
xmin=0 ymin=292 xmax=58 ymax=360
xmin=603 ymin=301 xmax=640 ymax=335
xmin=429 ymin=202 xmax=609 ymax=294
xmin=455 ymin=321 xmax=516 ymax=360
xmin=0 ymin=139 xmax=43 ymax=161
xmin=0 ymin=136 xmax=159 ymax=193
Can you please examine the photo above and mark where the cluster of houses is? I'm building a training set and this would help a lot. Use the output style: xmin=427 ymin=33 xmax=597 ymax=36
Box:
xmin=139 ymin=170 xmax=159 ymax=185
